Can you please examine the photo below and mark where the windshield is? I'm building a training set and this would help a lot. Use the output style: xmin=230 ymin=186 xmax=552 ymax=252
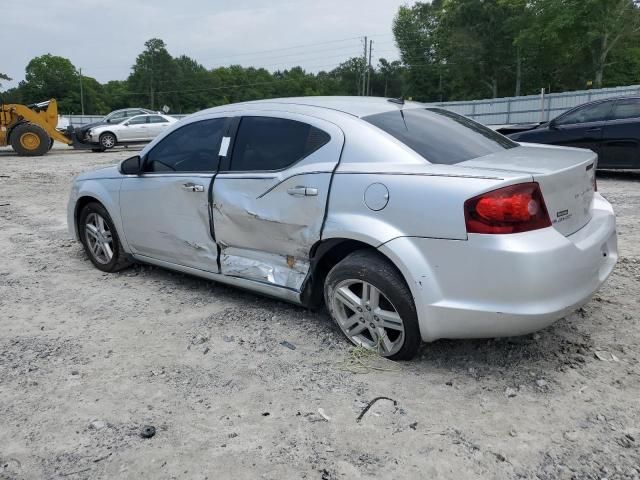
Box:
xmin=363 ymin=107 xmax=517 ymax=165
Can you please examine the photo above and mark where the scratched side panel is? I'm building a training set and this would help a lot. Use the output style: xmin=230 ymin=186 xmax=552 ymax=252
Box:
xmin=119 ymin=175 xmax=219 ymax=272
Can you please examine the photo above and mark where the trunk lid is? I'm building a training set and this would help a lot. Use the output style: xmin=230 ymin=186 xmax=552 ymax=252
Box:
xmin=459 ymin=144 xmax=596 ymax=236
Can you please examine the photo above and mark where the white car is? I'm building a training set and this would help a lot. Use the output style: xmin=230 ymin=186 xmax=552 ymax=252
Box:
xmin=67 ymin=97 xmax=617 ymax=360
xmin=87 ymin=114 xmax=176 ymax=150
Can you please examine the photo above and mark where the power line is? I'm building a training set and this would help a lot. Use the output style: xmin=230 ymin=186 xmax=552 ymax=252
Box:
xmin=198 ymin=36 xmax=363 ymax=62
xmin=210 ymin=49 xmax=363 ymax=69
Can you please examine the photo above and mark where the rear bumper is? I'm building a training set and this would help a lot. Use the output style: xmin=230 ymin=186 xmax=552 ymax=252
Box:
xmin=379 ymin=193 xmax=617 ymax=341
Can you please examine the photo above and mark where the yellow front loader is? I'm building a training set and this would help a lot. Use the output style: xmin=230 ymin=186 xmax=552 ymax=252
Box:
xmin=0 ymin=98 xmax=76 ymax=156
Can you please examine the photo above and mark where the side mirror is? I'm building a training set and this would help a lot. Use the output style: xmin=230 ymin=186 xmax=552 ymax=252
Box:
xmin=106 ymin=119 xmax=112 ymax=123
xmin=120 ymin=155 xmax=142 ymax=175
xmin=548 ymin=119 xmax=558 ymax=130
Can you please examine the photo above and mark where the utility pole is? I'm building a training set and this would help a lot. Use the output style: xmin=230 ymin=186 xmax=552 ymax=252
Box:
xmin=361 ymin=36 xmax=367 ymax=96
xmin=149 ymin=55 xmax=155 ymax=110
xmin=367 ymin=39 xmax=373 ymax=96
xmin=79 ymin=68 xmax=85 ymax=115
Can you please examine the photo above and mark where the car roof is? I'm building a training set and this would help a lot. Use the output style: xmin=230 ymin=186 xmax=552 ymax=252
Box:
xmin=573 ymin=95 xmax=640 ymax=107
xmin=203 ymin=96 xmax=427 ymax=118
xmin=109 ymin=108 xmax=153 ymax=113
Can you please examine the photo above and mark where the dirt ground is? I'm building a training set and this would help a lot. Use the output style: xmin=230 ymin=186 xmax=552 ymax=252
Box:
xmin=1 ymin=145 xmax=639 ymax=480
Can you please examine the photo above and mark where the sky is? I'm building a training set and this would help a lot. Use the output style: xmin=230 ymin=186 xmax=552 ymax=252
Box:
xmin=2 ymin=0 xmax=407 ymax=89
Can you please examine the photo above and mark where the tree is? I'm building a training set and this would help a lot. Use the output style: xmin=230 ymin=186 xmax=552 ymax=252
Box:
xmin=19 ymin=54 xmax=81 ymax=111
xmin=393 ymin=2 xmax=442 ymax=101
xmin=376 ymin=59 xmax=405 ymax=98
xmin=0 ymin=73 xmax=11 ymax=88
xmin=128 ymin=38 xmax=179 ymax=110
xmin=519 ymin=0 xmax=640 ymax=89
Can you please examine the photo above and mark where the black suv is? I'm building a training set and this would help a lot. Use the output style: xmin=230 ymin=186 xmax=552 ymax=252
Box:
xmin=508 ymin=96 xmax=640 ymax=169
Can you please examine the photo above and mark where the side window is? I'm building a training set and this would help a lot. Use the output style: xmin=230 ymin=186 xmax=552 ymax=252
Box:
xmin=108 ymin=111 xmax=126 ymax=122
xmin=555 ymin=101 xmax=613 ymax=125
xmin=149 ymin=115 xmax=169 ymax=123
xmin=144 ymin=118 xmax=226 ymax=173
xmin=127 ymin=116 xmax=148 ymax=125
xmin=612 ymin=99 xmax=640 ymax=121
xmin=229 ymin=116 xmax=330 ymax=172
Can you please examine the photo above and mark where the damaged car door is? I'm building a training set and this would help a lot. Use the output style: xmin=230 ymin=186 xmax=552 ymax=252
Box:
xmin=212 ymin=113 xmax=344 ymax=290
xmin=119 ymin=117 xmax=226 ymax=270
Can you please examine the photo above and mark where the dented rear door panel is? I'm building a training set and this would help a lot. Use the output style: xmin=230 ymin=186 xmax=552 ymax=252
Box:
xmin=212 ymin=112 xmax=344 ymax=291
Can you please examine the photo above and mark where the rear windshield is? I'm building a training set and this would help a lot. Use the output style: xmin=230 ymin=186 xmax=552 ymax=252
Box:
xmin=363 ymin=107 xmax=517 ymax=165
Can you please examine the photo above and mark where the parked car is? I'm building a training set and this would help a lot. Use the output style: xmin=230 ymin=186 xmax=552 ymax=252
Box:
xmin=67 ymin=97 xmax=617 ymax=360
xmin=508 ymin=96 xmax=640 ymax=169
xmin=75 ymin=108 xmax=156 ymax=142
xmin=87 ymin=114 xmax=177 ymax=150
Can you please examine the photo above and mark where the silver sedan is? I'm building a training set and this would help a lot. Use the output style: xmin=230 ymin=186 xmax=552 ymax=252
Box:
xmin=67 ymin=97 xmax=617 ymax=360
xmin=87 ymin=114 xmax=177 ymax=150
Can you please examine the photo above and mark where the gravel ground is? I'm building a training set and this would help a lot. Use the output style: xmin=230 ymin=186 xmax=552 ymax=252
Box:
xmin=1 ymin=145 xmax=639 ymax=480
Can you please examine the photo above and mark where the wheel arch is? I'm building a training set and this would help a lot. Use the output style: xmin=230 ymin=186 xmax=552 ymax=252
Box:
xmin=72 ymin=186 xmax=130 ymax=253
xmin=74 ymin=195 xmax=101 ymax=238
xmin=301 ymin=237 xmax=411 ymax=310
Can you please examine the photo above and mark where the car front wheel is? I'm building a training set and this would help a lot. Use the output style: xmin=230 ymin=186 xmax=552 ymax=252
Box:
xmin=99 ymin=132 xmax=117 ymax=149
xmin=79 ymin=202 xmax=131 ymax=272
xmin=324 ymin=250 xmax=421 ymax=360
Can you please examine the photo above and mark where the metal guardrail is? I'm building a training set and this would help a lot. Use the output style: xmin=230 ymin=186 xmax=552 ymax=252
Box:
xmin=62 ymin=84 xmax=640 ymax=126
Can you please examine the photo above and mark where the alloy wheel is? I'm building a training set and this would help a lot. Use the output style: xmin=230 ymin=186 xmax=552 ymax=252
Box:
xmin=331 ymin=279 xmax=405 ymax=356
xmin=84 ymin=212 xmax=114 ymax=264
xmin=101 ymin=134 xmax=115 ymax=149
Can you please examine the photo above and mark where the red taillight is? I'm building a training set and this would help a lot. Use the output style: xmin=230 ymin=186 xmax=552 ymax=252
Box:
xmin=464 ymin=182 xmax=551 ymax=234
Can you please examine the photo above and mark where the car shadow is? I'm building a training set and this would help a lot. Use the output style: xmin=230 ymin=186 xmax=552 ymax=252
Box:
xmin=117 ymin=262 xmax=592 ymax=378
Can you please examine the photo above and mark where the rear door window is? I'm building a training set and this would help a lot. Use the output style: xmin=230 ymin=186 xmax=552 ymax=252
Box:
xmin=228 ymin=116 xmax=330 ymax=171
xmin=149 ymin=115 xmax=169 ymax=123
xmin=144 ymin=118 xmax=226 ymax=173
xmin=363 ymin=108 xmax=516 ymax=165
xmin=612 ymin=99 xmax=640 ymax=120
xmin=107 ymin=111 xmax=127 ymax=122
xmin=127 ymin=116 xmax=148 ymax=125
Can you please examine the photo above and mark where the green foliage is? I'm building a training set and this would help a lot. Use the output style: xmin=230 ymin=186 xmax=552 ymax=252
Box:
xmin=20 ymin=54 xmax=80 ymax=111
xmin=0 ymin=73 xmax=10 ymax=88
xmin=394 ymin=0 xmax=640 ymax=100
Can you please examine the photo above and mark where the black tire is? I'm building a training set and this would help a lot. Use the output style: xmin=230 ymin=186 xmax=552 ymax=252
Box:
xmin=99 ymin=132 xmax=117 ymax=149
xmin=324 ymin=250 xmax=421 ymax=361
xmin=10 ymin=123 xmax=50 ymax=156
xmin=48 ymin=138 xmax=54 ymax=151
xmin=78 ymin=202 xmax=132 ymax=273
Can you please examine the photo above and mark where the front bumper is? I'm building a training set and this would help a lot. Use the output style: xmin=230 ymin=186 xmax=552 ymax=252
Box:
xmin=379 ymin=193 xmax=617 ymax=341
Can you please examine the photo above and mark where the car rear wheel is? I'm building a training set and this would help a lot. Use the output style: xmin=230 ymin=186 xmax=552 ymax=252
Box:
xmin=79 ymin=202 xmax=131 ymax=272
xmin=324 ymin=250 xmax=421 ymax=360
xmin=99 ymin=132 xmax=116 ymax=149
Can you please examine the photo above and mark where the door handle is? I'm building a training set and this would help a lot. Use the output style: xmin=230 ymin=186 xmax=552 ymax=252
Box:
xmin=586 ymin=127 xmax=602 ymax=133
xmin=182 ymin=183 xmax=204 ymax=192
xmin=287 ymin=186 xmax=318 ymax=197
